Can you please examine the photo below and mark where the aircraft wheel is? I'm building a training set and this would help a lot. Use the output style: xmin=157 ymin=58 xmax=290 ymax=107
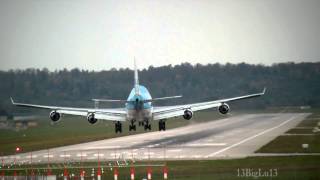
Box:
xmin=144 ymin=123 xmax=151 ymax=131
xmin=115 ymin=121 xmax=122 ymax=133
xmin=129 ymin=124 xmax=136 ymax=131
xmin=119 ymin=124 xmax=122 ymax=133
xmin=159 ymin=121 xmax=162 ymax=131
xmin=115 ymin=123 xmax=118 ymax=133
xmin=159 ymin=120 xmax=166 ymax=131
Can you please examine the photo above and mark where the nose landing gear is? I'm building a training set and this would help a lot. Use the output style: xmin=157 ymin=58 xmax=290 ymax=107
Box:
xmin=138 ymin=121 xmax=144 ymax=126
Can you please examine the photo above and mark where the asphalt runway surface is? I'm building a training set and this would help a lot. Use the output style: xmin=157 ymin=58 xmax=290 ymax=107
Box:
xmin=1 ymin=113 xmax=309 ymax=165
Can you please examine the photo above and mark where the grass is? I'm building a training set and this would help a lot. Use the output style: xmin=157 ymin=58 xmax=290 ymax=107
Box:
xmin=296 ymin=119 xmax=319 ymax=127
xmin=256 ymin=134 xmax=320 ymax=153
xmin=3 ymin=156 xmax=320 ymax=179
xmin=286 ymin=128 xmax=314 ymax=134
xmin=257 ymin=110 xmax=320 ymax=153
xmin=0 ymin=111 xmax=226 ymax=155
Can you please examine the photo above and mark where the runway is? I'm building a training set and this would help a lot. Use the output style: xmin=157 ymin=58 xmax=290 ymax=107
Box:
xmin=1 ymin=113 xmax=309 ymax=165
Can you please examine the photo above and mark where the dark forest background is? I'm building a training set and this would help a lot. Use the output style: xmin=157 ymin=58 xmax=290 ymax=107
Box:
xmin=0 ymin=62 xmax=319 ymax=115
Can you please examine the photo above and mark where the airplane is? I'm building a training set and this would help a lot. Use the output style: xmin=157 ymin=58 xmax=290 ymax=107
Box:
xmin=11 ymin=60 xmax=266 ymax=133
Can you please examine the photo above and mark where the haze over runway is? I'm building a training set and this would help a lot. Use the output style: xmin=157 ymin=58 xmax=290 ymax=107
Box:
xmin=1 ymin=113 xmax=309 ymax=164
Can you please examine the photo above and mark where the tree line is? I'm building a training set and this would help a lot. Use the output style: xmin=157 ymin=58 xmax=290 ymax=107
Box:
xmin=0 ymin=62 xmax=319 ymax=115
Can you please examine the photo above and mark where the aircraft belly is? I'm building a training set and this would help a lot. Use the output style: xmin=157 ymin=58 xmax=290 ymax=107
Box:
xmin=126 ymin=109 xmax=152 ymax=121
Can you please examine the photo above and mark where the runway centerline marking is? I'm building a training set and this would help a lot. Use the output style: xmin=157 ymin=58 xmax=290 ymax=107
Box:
xmin=206 ymin=115 xmax=298 ymax=157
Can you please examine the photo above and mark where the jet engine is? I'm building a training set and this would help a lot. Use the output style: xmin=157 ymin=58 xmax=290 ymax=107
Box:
xmin=87 ymin=113 xmax=98 ymax=124
xmin=218 ymin=103 xmax=230 ymax=114
xmin=49 ymin=111 xmax=61 ymax=122
xmin=183 ymin=109 xmax=193 ymax=120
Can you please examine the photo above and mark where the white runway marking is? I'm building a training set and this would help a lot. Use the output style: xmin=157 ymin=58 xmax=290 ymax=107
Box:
xmin=167 ymin=149 xmax=182 ymax=152
xmin=76 ymin=153 xmax=87 ymax=157
xmin=83 ymin=146 xmax=121 ymax=150
xmin=25 ymin=155 xmax=37 ymax=158
xmin=143 ymin=152 xmax=155 ymax=155
xmin=93 ymin=153 xmax=104 ymax=157
xmin=206 ymin=116 xmax=298 ymax=157
xmin=110 ymin=153 xmax=121 ymax=156
xmin=186 ymin=143 xmax=226 ymax=146
xmin=43 ymin=155 xmax=54 ymax=158
xmin=59 ymin=154 xmax=71 ymax=158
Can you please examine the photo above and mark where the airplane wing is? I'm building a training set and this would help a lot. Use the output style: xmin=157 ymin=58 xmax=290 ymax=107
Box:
xmin=10 ymin=98 xmax=126 ymax=121
xmin=152 ymin=88 xmax=266 ymax=120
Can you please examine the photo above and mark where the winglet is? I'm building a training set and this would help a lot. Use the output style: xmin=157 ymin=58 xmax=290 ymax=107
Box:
xmin=10 ymin=97 xmax=15 ymax=104
xmin=262 ymin=87 xmax=267 ymax=94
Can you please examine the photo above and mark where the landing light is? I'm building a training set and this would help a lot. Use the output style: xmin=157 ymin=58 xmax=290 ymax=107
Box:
xmin=15 ymin=147 xmax=22 ymax=153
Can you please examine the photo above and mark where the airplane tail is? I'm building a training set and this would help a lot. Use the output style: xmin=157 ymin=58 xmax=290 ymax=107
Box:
xmin=134 ymin=57 xmax=140 ymax=95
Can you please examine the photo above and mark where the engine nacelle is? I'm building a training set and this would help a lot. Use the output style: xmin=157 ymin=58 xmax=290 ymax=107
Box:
xmin=183 ymin=109 xmax=193 ymax=120
xmin=218 ymin=103 xmax=230 ymax=114
xmin=87 ymin=113 xmax=98 ymax=124
xmin=49 ymin=111 xmax=61 ymax=122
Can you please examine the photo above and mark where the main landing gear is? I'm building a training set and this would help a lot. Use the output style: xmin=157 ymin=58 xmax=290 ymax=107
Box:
xmin=159 ymin=120 xmax=166 ymax=131
xmin=115 ymin=120 xmax=165 ymax=133
xmin=115 ymin=121 xmax=122 ymax=133
xmin=144 ymin=120 xmax=151 ymax=131
xmin=129 ymin=120 xmax=136 ymax=131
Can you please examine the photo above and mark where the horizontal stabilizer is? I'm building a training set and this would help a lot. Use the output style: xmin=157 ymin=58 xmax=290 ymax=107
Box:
xmin=92 ymin=99 xmax=126 ymax=103
xmin=142 ymin=95 xmax=182 ymax=103
xmin=151 ymin=95 xmax=182 ymax=101
xmin=92 ymin=95 xmax=182 ymax=103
